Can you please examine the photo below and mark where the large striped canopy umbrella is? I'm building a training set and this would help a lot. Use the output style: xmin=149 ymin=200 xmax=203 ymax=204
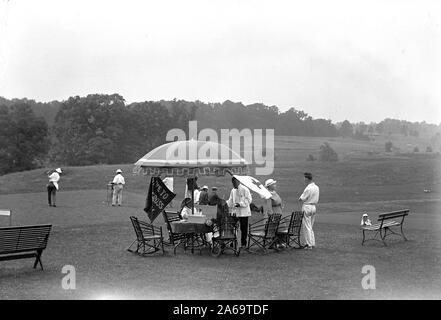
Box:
xmin=133 ymin=139 xmax=248 ymax=177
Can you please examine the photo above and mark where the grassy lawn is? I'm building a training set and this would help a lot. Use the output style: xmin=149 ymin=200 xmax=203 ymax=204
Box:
xmin=0 ymin=136 xmax=440 ymax=299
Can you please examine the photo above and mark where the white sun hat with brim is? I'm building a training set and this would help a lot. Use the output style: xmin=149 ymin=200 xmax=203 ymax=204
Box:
xmin=116 ymin=169 xmax=122 ymax=173
xmin=202 ymin=185 xmax=208 ymax=190
xmin=55 ymin=168 xmax=62 ymax=174
xmin=264 ymin=179 xmax=277 ymax=187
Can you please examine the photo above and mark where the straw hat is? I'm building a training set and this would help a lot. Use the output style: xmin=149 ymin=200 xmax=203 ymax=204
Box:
xmin=116 ymin=169 xmax=122 ymax=173
xmin=264 ymin=179 xmax=277 ymax=187
xmin=55 ymin=168 xmax=62 ymax=174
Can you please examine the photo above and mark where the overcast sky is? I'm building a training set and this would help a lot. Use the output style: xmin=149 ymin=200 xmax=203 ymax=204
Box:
xmin=0 ymin=0 xmax=440 ymax=124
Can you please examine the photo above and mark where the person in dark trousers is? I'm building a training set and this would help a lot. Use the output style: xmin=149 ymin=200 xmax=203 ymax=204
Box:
xmin=227 ymin=177 xmax=252 ymax=248
xmin=47 ymin=168 xmax=62 ymax=207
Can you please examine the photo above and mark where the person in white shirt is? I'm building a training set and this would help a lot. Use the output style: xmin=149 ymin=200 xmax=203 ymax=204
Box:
xmin=47 ymin=168 xmax=62 ymax=207
xmin=227 ymin=177 xmax=252 ymax=247
xmin=179 ymin=198 xmax=193 ymax=220
xmin=298 ymin=172 xmax=320 ymax=249
xmin=185 ymin=177 xmax=200 ymax=205
xmin=112 ymin=169 xmax=125 ymax=206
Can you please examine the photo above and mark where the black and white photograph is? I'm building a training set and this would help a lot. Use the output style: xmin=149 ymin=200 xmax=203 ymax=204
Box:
xmin=0 ymin=0 xmax=440 ymax=305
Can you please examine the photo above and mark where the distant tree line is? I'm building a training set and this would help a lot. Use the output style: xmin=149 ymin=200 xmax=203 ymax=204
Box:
xmin=0 ymin=94 xmax=440 ymax=174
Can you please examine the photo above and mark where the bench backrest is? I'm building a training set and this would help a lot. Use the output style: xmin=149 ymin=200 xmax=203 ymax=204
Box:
xmin=287 ymin=211 xmax=304 ymax=235
xmin=217 ymin=215 xmax=237 ymax=238
xmin=130 ymin=216 xmax=162 ymax=241
xmin=265 ymin=213 xmax=282 ymax=238
xmin=378 ymin=209 xmax=409 ymax=221
xmin=162 ymin=211 xmax=185 ymax=244
xmin=0 ymin=224 xmax=52 ymax=255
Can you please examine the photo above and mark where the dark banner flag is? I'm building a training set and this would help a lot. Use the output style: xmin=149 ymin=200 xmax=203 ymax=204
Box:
xmin=144 ymin=177 xmax=176 ymax=223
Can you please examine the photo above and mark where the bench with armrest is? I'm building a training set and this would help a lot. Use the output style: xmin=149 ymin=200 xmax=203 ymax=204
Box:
xmin=361 ymin=209 xmax=409 ymax=246
xmin=0 ymin=224 xmax=52 ymax=270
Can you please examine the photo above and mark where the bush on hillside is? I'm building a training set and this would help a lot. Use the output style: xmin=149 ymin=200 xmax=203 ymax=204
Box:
xmin=319 ymin=143 xmax=338 ymax=162
xmin=385 ymin=141 xmax=393 ymax=152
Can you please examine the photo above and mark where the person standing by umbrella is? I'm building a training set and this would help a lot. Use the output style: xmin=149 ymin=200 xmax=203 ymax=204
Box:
xmin=47 ymin=168 xmax=62 ymax=207
xmin=227 ymin=177 xmax=252 ymax=248
xmin=112 ymin=169 xmax=125 ymax=206
xmin=263 ymin=178 xmax=283 ymax=218
xmin=298 ymin=172 xmax=320 ymax=249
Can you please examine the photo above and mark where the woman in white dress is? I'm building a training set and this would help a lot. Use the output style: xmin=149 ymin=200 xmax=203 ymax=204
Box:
xmin=264 ymin=179 xmax=283 ymax=218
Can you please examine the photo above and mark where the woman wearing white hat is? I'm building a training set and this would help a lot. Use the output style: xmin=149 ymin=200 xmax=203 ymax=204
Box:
xmin=264 ymin=178 xmax=283 ymax=217
xmin=112 ymin=169 xmax=125 ymax=206
xmin=47 ymin=168 xmax=62 ymax=207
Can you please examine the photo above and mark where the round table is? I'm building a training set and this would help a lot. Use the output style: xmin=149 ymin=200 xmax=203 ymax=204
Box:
xmin=171 ymin=220 xmax=213 ymax=234
xmin=171 ymin=220 xmax=213 ymax=254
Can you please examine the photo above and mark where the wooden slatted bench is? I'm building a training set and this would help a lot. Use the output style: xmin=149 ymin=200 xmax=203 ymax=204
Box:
xmin=0 ymin=224 xmax=52 ymax=270
xmin=361 ymin=209 xmax=409 ymax=246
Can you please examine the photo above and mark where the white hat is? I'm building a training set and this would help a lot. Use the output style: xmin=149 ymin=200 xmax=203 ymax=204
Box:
xmin=116 ymin=169 xmax=122 ymax=173
xmin=55 ymin=168 xmax=62 ymax=174
xmin=264 ymin=179 xmax=277 ymax=187
xmin=202 ymin=185 xmax=208 ymax=190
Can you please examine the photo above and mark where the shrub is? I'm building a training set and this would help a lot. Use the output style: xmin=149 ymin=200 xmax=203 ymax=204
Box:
xmin=354 ymin=130 xmax=370 ymax=141
xmin=413 ymin=147 xmax=419 ymax=153
xmin=385 ymin=141 xmax=393 ymax=152
xmin=426 ymin=146 xmax=433 ymax=153
xmin=319 ymin=142 xmax=338 ymax=162
xmin=306 ymin=154 xmax=315 ymax=161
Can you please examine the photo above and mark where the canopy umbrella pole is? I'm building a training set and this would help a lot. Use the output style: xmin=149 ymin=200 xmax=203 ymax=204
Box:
xmin=191 ymin=175 xmax=195 ymax=216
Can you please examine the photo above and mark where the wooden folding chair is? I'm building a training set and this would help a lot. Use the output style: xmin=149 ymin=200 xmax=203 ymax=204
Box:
xmin=127 ymin=216 xmax=165 ymax=255
xmin=162 ymin=211 xmax=186 ymax=246
xmin=276 ymin=211 xmax=304 ymax=249
xmin=247 ymin=213 xmax=282 ymax=253
xmin=210 ymin=216 xmax=240 ymax=257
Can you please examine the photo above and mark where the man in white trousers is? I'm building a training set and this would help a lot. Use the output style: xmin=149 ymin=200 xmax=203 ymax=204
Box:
xmin=299 ymin=172 xmax=320 ymax=249
xmin=112 ymin=169 xmax=125 ymax=206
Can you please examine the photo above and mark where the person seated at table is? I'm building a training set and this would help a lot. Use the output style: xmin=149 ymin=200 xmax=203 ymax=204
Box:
xmin=208 ymin=193 xmax=230 ymax=224
xmin=208 ymin=187 xmax=219 ymax=205
xmin=203 ymin=193 xmax=229 ymax=244
xmin=179 ymin=198 xmax=193 ymax=220
xmin=198 ymin=185 xmax=209 ymax=205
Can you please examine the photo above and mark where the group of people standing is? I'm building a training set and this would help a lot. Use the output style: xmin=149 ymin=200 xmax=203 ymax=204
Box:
xmin=179 ymin=172 xmax=320 ymax=250
xmin=46 ymin=166 xmax=319 ymax=249
xmin=225 ymin=173 xmax=319 ymax=249
xmin=46 ymin=168 xmax=127 ymax=207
